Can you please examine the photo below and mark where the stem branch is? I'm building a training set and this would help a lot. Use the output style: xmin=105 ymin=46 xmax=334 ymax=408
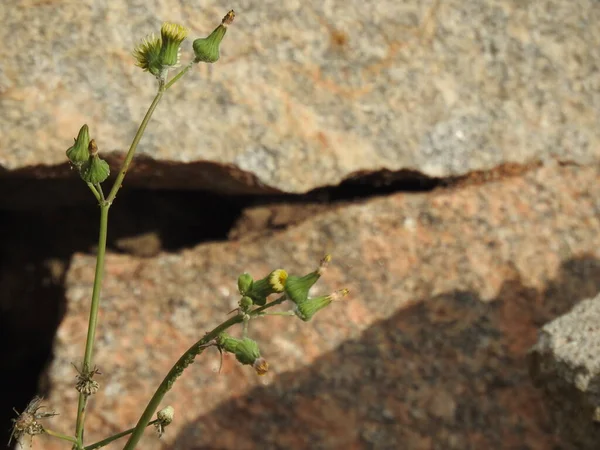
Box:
xmin=122 ymin=295 xmax=287 ymax=449
xmin=83 ymin=420 xmax=159 ymax=450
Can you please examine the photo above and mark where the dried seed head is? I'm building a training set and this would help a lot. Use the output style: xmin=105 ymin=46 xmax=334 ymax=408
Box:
xmin=75 ymin=365 xmax=101 ymax=397
xmin=9 ymin=397 xmax=57 ymax=446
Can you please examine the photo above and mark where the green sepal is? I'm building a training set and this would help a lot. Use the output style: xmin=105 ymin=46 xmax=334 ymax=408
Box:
xmin=237 ymin=273 xmax=253 ymax=295
xmin=193 ymin=24 xmax=227 ymax=63
xmin=284 ymin=271 xmax=321 ymax=305
xmin=80 ymin=155 xmax=110 ymax=184
xmin=66 ymin=125 xmax=90 ymax=166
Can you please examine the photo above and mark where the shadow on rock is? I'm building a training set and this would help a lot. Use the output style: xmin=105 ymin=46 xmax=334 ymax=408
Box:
xmin=172 ymin=256 xmax=600 ymax=450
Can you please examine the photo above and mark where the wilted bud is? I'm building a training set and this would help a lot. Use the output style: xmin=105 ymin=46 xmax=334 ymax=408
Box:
xmin=246 ymin=269 xmax=288 ymax=306
xmin=66 ymin=124 xmax=90 ymax=166
xmin=133 ymin=34 xmax=162 ymax=76
xmin=80 ymin=140 xmax=110 ymax=184
xmin=285 ymin=256 xmax=331 ymax=305
xmin=193 ymin=10 xmax=235 ymax=63
xmin=237 ymin=273 xmax=253 ymax=295
xmin=155 ymin=405 xmax=174 ymax=437
xmin=159 ymin=22 xmax=188 ymax=67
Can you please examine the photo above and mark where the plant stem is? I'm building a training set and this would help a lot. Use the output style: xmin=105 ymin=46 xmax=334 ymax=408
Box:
xmin=122 ymin=295 xmax=288 ymax=449
xmin=86 ymin=183 xmax=101 ymax=202
xmin=165 ymin=61 xmax=194 ymax=90
xmin=106 ymin=88 xmax=164 ymax=204
xmin=83 ymin=420 xmax=159 ymax=450
xmin=44 ymin=428 xmax=78 ymax=444
xmin=74 ymin=203 xmax=110 ymax=446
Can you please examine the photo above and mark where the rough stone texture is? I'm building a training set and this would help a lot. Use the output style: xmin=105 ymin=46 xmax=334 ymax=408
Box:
xmin=529 ymin=293 xmax=600 ymax=449
xmin=33 ymin=162 xmax=600 ymax=449
xmin=2 ymin=1 xmax=600 ymax=193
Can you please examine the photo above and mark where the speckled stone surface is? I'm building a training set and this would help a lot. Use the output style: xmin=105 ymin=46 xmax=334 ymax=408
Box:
xmin=529 ymin=293 xmax=600 ymax=449
xmin=35 ymin=162 xmax=600 ymax=449
xmin=2 ymin=1 xmax=600 ymax=192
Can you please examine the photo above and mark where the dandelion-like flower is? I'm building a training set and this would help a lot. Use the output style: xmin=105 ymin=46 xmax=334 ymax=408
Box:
xmin=133 ymin=33 xmax=162 ymax=75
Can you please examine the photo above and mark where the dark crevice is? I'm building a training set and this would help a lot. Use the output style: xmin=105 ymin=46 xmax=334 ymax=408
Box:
xmin=0 ymin=162 xmax=539 ymax=445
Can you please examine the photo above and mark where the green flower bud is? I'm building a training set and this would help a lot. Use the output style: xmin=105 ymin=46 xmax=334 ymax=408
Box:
xmin=285 ymin=255 xmax=331 ymax=305
xmin=239 ymin=295 xmax=254 ymax=310
xmin=234 ymin=337 xmax=261 ymax=366
xmin=294 ymin=289 xmax=349 ymax=322
xmin=193 ymin=10 xmax=235 ymax=63
xmin=237 ymin=273 xmax=253 ymax=295
xmin=80 ymin=140 xmax=110 ymax=184
xmin=66 ymin=124 xmax=90 ymax=166
xmin=246 ymin=269 xmax=288 ymax=306
xmin=159 ymin=22 xmax=188 ymax=67
xmin=216 ymin=333 xmax=268 ymax=375
xmin=133 ymin=34 xmax=162 ymax=76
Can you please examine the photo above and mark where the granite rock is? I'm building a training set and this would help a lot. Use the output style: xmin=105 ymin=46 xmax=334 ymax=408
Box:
xmin=34 ymin=162 xmax=600 ymax=449
xmin=1 ymin=1 xmax=600 ymax=193
xmin=529 ymin=293 xmax=600 ymax=449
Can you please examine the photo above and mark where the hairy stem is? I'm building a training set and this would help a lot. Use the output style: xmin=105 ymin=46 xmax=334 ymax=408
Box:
xmin=84 ymin=420 xmax=159 ymax=450
xmin=123 ymin=295 xmax=288 ymax=449
xmin=74 ymin=203 xmax=109 ymax=446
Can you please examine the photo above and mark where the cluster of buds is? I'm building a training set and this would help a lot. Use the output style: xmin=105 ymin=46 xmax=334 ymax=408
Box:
xmin=65 ymin=124 xmax=110 ymax=185
xmin=9 ymin=397 xmax=57 ymax=446
xmin=227 ymin=256 xmax=348 ymax=374
xmin=133 ymin=10 xmax=235 ymax=81
xmin=237 ymin=255 xmax=349 ymax=321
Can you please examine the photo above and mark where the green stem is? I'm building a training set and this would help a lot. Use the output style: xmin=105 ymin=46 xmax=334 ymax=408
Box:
xmin=164 ymin=61 xmax=194 ymax=90
xmin=122 ymin=295 xmax=288 ymax=449
xmin=75 ymin=203 xmax=110 ymax=446
xmin=84 ymin=420 xmax=159 ymax=450
xmin=106 ymin=88 xmax=164 ymax=204
xmin=45 ymin=428 xmax=78 ymax=444
xmin=86 ymin=183 xmax=101 ymax=203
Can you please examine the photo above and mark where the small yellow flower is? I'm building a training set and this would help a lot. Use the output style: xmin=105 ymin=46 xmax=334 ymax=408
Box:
xmin=269 ymin=269 xmax=288 ymax=293
xmin=160 ymin=22 xmax=189 ymax=67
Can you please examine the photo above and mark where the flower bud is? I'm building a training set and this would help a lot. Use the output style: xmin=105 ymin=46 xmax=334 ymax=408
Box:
xmin=217 ymin=333 xmax=267 ymax=375
xmin=80 ymin=140 xmax=110 ymax=184
xmin=159 ymin=22 xmax=188 ymax=67
xmin=294 ymin=289 xmax=349 ymax=322
xmin=239 ymin=295 xmax=253 ymax=310
xmin=246 ymin=269 xmax=288 ymax=306
xmin=233 ymin=337 xmax=261 ymax=366
xmin=285 ymin=256 xmax=331 ymax=305
xmin=237 ymin=273 xmax=253 ymax=295
xmin=66 ymin=124 xmax=90 ymax=166
xmin=193 ymin=10 xmax=235 ymax=63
